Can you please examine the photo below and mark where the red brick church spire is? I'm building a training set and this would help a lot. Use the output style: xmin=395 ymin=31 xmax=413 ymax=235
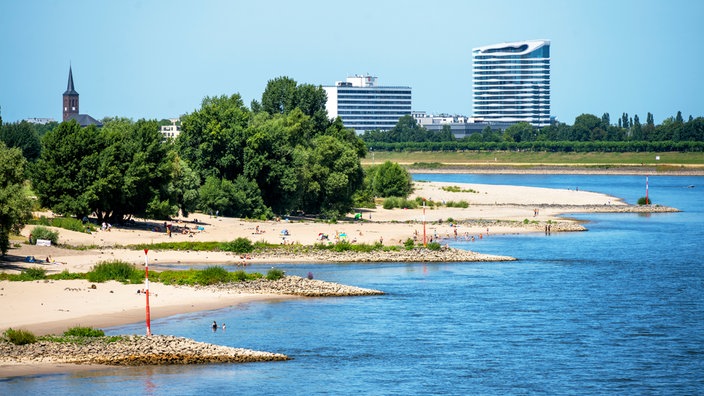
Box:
xmin=62 ymin=65 xmax=79 ymax=121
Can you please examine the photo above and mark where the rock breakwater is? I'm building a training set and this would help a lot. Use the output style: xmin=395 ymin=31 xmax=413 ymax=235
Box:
xmin=0 ymin=335 xmax=289 ymax=367
xmin=254 ymin=247 xmax=515 ymax=264
xmin=208 ymin=275 xmax=385 ymax=297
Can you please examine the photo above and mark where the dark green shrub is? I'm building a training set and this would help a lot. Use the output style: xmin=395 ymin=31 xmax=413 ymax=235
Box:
xmin=3 ymin=328 xmax=37 ymax=345
xmin=637 ymin=196 xmax=652 ymax=205
xmin=232 ymin=270 xmax=248 ymax=282
xmin=155 ymin=269 xmax=195 ymax=285
xmin=48 ymin=270 xmax=85 ymax=280
xmin=266 ymin=268 xmax=285 ymax=280
xmin=445 ymin=200 xmax=469 ymax=208
xmin=382 ymin=197 xmax=400 ymax=209
xmin=404 ymin=238 xmax=415 ymax=250
xmin=195 ymin=266 xmax=230 ymax=285
xmin=87 ymin=261 xmax=139 ymax=283
xmin=426 ymin=242 xmax=442 ymax=251
xmin=64 ymin=326 xmax=104 ymax=337
xmin=220 ymin=237 xmax=254 ymax=253
xmin=30 ymin=226 xmax=59 ymax=245
xmin=19 ymin=267 xmax=46 ymax=280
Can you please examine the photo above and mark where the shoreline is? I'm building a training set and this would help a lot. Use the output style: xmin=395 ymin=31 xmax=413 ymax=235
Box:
xmin=406 ymin=165 xmax=704 ymax=176
xmin=0 ymin=179 xmax=686 ymax=377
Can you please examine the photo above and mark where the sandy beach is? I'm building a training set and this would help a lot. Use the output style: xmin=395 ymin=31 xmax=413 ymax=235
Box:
xmin=0 ymin=180 xmax=678 ymax=376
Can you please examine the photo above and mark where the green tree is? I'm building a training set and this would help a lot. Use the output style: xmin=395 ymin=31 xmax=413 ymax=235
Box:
xmin=0 ymin=143 xmax=33 ymax=255
xmin=33 ymin=119 xmax=174 ymax=222
xmin=369 ymin=161 xmax=413 ymax=198
xmin=0 ymin=121 xmax=41 ymax=161
xmin=169 ymin=157 xmax=201 ymax=217
xmin=33 ymin=120 xmax=102 ymax=217
xmin=176 ymin=94 xmax=251 ymax=181
xmin=503 ymin=122 xmax=535 ymax=142
xmin=198 ymin=175 xmax=270 ymax=218
xmin=299 ymin=135 xmax=364 ymax=218
xmin=261 ymin=76 xmax=298 ymax=115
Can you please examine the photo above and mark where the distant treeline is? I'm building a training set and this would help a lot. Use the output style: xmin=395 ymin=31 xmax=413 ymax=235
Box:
xmin=361 ymin=113 xmax=704 ymax=152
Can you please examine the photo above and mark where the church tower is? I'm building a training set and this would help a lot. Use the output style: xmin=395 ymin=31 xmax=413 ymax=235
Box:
xmin=62 ymin=66 xmax=79 ymax=121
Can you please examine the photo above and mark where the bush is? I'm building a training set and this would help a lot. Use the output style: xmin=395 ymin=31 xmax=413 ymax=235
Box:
xmin=64 ymin=326 xmax=104 ymax=337
xmin=266 ymin=268 xmax=285 ymax=280
xmin=426 ymin=242 xmax=442 ymax=251
xmin=404 ymin=238 xmax=415 ymax=250
xmin=18 ymin=267 xmax=46 ymax=280
xmin=87 ymin=261 xmax=140 ymax=283
xmin=382 ymin=197 xmax=418 ymax=209
xmin=220 ymin=237 xmax=254 ymax=253
xmin=30 ymin=226 xmax=59 ymax=245
xmin=3 ymin=328 xmax=37 ymax=345
xmin=637 ymin=196 xmax=652 ymax=205
xmin=195 ymin=266 xmax=230 ymax=285
xmin=231 ymin=270 xmax=249 ymax=282
xmin=382 ymin=197 xmax=400 ymax=209
xmin=48 ymin=270 xmax=84 ymax=280
xmin=445 ymin=200 xmax=469 ymax=208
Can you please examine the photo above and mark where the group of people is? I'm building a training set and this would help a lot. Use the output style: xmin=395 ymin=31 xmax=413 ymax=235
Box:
xmin=212 ymin=321 xmax=226 ymax=331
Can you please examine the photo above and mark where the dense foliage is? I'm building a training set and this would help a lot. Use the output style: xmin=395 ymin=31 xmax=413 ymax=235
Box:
xmin=176 ymin=78 xmax=365 ymax=219
xmin=0 ymin=143 xmax=33 ymax=255
xmin=32 ymin=119 xmax=173 ymax=222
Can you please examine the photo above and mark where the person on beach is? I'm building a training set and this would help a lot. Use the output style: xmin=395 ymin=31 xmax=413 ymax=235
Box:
xmin=212 ymin=321 xmax=218 ymax=331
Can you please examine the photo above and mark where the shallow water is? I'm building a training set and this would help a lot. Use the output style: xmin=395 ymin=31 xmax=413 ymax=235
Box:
xmin=2 ymin=174 xmax=703 ymax=395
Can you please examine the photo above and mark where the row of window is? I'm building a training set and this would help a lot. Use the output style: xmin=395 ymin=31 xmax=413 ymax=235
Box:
xmin=337 ymin=95 xmax=411 ymax=102
xmin=339 ymin=106 xmax=411 ymax=110
xmin=336 ymin=89 xmax=411 ymax=95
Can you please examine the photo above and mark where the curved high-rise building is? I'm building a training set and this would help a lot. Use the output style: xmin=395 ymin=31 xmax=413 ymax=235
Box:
xmin=472 ymin=40 xmax=551 ymax=127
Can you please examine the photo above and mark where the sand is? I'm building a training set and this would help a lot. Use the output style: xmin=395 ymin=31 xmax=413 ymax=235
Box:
xmin=0 ymin=181 xmax=637 ymax=348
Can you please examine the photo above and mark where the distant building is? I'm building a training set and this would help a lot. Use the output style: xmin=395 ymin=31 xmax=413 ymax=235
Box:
xmin=472 ymin=40 xmax=551 ymax=127
xmin=160 ymin=118 xmax=181 ymax=140
xmin=323 ymin=75 xmax=411 ymax=133
xmin=412 ymin=111 xmax=513 ymax=139
xmin=23 ymin=117 xmax=56 ymax=125
xmin=62 ymin=66 xmax=102 ymax=127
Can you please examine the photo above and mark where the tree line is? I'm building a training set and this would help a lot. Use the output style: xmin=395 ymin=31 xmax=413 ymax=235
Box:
xmin=0 ymin=77 xmax=413 ymax=251
xmin=361 ymin=113 xmax=704 ymax=152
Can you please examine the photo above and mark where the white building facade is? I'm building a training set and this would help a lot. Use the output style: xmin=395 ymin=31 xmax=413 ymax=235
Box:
xmin=472 ymin=40 xmax=551 ymax=127
xmin=160 ymin=118 xmax=181 ymax=140
xmin=324 ymin=75 xmax=412 ymax=133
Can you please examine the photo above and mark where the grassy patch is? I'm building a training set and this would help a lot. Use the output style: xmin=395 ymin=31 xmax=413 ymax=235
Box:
xmin=86 ymin=261 xmax=142 ymax=283
xmin=30 ymin=216 xmax=96 ymax=233
xmin=3 ymin=328 xmax=37 ymax=345
xmin=29 ymin=226 xmax=59 ymax=245
xmin=441 ymin=185 xmax=479 ymax=193
xmin=63 ymin=326 xmax=105 ymax=337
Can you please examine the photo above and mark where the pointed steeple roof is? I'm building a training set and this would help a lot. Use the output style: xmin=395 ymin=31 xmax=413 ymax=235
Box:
xmin=63 ymin=65 xmax=78 ymax=96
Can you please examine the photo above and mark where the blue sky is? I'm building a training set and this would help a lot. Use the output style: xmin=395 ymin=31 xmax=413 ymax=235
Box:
xmin=1 ymin=0 xmax=702 ymax=125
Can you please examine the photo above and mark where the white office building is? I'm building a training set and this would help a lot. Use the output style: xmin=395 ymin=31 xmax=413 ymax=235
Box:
xmin=324 ymin=75 xmax=412 ymax=133
xmin=472 ymin=40 xmax=551 ymax=127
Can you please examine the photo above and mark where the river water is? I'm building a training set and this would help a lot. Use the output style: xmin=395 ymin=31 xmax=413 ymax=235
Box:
xmin=2 ymin=174 xmax=703 ymax=395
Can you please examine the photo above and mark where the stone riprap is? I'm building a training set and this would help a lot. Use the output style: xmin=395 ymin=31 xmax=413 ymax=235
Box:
xmin=252 ymin=247 xmax=516 ymax=264
xmin=0 ymin=335 xmax=289 ymax=366
xmin=207 ymin=275 xmax=385 ymax=297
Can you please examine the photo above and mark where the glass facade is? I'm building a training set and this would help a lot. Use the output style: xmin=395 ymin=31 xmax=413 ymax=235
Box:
xmin=324 ymin=76 xmax=412 ymax=133
xmin=472 ymin=40 xmax=551 ymax=127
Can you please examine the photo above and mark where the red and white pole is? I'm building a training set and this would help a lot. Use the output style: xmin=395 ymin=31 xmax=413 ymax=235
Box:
xmin=423 ymin=199 xmax=427 ymax=247
xmin=144 ymin=248 xmax=151 ymax=336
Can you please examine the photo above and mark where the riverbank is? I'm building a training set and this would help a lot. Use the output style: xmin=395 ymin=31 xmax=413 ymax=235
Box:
xmin=0 ymin=275 xmax=383 ymax=377
xmin=0 ymin=335 xmax=289 ymax=370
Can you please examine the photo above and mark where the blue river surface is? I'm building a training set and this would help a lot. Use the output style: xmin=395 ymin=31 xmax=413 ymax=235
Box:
xmin=3 ymin=174 xmax=703 ymax=395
